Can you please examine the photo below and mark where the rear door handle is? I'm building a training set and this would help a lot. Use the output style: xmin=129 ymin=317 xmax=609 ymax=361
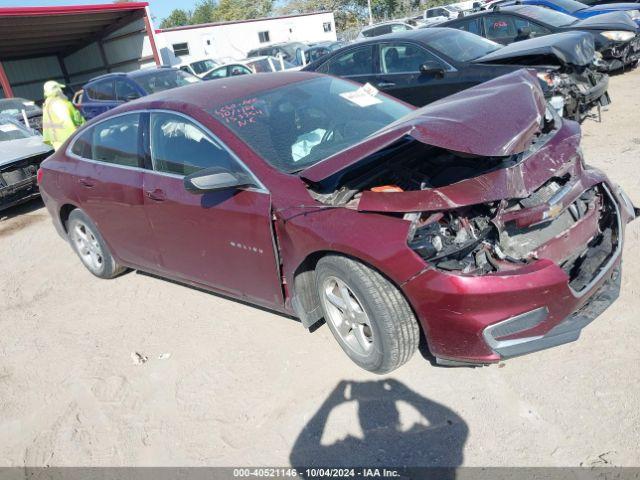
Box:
xmin=78 ymin=177 xmax=95 ymax=188
xmin=145 ymin=188 xmax=166 ymax=202
xmin=377 ymin=81 xmax=396 ymax=88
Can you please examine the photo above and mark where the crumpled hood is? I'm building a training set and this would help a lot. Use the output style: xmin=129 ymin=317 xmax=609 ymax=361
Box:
xmin=300 ymin=69 xmax=545 ymax=186
xmin=0 ymin=136 xmax=52 ymax=167
xmin=573 ymin=11 xmax=638 ymax=30
xmin=473 ymin=31 xmax=596 ymax=67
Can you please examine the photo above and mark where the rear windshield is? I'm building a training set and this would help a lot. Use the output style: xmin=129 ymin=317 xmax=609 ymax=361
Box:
xmin=0 ymin=120 xmax=31 ymax=142
xmin=133 ymin=69 xmax=200 ymax=94
xmin=428 ymin=29 xmax=502 ymax=62
xmin=190 ymin=59 xmax=218 ymax=75
xmin=517 ymin=6 xmax=578 ymax=26
xmin=209 ymin=76 xmax=412 ymax=173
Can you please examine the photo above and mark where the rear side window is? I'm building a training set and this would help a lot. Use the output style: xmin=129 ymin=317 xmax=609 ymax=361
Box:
xmin=149 ymin=112 xmax=236 ymax=176
xmin=455 ymin=17 xmax=483 ymax=35
xmin=483 ymin=15 xmax=517 ymax=40
xmin=71 ymin=113 xmax=141 ymax=168
xmin=115 ymin=79 xmax=139 ymax=101
xmin=86 ymin=79 xmax=115 ymax=101
xmin=320 ymin=46 xmax=374 ymax=76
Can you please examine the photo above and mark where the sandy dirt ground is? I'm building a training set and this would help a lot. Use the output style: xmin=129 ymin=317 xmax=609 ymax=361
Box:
xmin=1 ymin=69 xmax=639 ymax=468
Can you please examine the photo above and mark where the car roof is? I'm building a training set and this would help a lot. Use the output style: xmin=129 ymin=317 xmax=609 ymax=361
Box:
xmin=355 ymin=27 xmax=460 ymax=43
xmin=85 ymin=67 xmax=180 ymax=85
xmin=442 ymin=5 xmax=527 ymax=21
xmin=121 ymin=71 xmax=325 ymax=111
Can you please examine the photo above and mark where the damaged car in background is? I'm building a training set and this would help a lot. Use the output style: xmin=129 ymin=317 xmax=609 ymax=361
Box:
xmin=441 ymin=5 xmax=640 ymax=72
xmin=0 ymin=97 xmax=43 ymax=133
xmin=0 ymin=115 xmax=52 ymax=211
xmin=38 ymin=71 xmax=636 ymax=373
xmin=303 ymin=28 xmax=610 ymax=121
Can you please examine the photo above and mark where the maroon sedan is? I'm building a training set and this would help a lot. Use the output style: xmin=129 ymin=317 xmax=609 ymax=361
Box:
xmin=38 ymin=70 xmax=636 ymax=373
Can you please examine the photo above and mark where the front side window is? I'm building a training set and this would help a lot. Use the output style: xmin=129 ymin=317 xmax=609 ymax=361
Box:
xmin=321 ymin=46 xmax=374 ymax=76
xmin=380 ymin=43 xmax=441 ymax=73
xmin=150 ymin=112 xmax=236 ymax=176
xmin=115 ymin=79 xmax=139 ymax=101
xmin=87 ymin=79 xmax=115 ymax=101
xmin=210 ymin=76 xmax=412 ymax=173
xmin=514 ymin=17 xmax=552 ymax=35
xmin=71 ymin=113 xmax=141 ymax=168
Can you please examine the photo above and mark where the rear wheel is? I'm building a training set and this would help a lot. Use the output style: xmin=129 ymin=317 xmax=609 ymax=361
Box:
xmin=67 ymin=209 xmax=125 ymax=279
xmin=315 ymin=255 xmax=419 ymax=374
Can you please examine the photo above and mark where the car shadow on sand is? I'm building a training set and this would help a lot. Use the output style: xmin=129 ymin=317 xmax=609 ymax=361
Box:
xmin=289 ymin=379 xmax=468 ymax=472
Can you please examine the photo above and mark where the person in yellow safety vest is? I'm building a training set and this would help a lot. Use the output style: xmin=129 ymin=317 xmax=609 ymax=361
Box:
xmin=42 ymin=80 xmax=85 ymax=151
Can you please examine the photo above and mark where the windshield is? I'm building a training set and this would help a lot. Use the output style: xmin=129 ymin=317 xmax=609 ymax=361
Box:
xmin=0 ymin=98 xmax=40 ymax=117
xmin=546 ymin=0 xmax=587 ymax=13
xmin=0 ymin=119 xmax=31 ymax=142
xmin=428 ymin=29 xmax=502 ymax=62
xmin=518 ymin=6 xmax=578 ymax=26
xmin=133 ymin=69 xmax=200 ymax=94
xmin=191 ymin=59 xmax=218 ymax=75
xmin=210 ymin=77 xmax=412 ymax=173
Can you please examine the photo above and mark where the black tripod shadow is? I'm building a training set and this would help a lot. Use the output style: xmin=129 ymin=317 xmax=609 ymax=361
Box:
xmin=290 ymin=379 xmax=468 ymax=471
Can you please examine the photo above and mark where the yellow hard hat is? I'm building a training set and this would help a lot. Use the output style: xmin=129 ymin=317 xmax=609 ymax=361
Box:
xmin=43 ymin=80 xmax=65 ymax=97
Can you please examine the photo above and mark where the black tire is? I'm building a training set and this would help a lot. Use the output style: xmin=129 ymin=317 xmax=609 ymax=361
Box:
xmin=315 ymin=255 xmax=420 ymax=374
xmin=66 ymin=209 xmax=125 ymax=279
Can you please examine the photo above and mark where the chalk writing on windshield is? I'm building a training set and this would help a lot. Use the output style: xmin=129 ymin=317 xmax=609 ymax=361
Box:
xmin=213 ymin=98 xmax=265 ymax=128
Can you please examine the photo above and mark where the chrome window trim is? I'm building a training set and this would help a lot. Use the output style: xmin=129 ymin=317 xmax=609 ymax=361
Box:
xmin=66 ymin=108 xmax=269 ymax=194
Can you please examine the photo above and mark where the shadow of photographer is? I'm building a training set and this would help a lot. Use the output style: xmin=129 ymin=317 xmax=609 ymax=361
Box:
xmin=290 ymin=379 xmax=468 ymax=472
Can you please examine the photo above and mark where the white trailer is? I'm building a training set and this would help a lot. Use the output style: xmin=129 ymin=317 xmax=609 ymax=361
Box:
xmin=156 ymin=12 xmax=337 ymax=66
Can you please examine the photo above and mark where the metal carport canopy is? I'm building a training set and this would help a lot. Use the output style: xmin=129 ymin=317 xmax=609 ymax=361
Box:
xmin=0 ymin=2 xmax=160 ymax=98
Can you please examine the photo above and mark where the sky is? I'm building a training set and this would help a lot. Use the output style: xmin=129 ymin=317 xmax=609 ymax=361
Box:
xmin=0 ymin=0 xmax=185 ymax=23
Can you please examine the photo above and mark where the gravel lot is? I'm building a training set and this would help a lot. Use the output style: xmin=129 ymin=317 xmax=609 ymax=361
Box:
xmin=1 ymin=69 xmax=639 ymax=468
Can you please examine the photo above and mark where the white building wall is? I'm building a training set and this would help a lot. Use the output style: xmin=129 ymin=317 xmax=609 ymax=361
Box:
xmin=157 ymin=12 xmax=337 ymax=66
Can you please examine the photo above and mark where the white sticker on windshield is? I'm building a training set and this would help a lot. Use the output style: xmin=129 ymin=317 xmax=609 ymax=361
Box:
xmin=0 ymin=124 xmax=19 ymax=133
xmin=340 ymin=83 xmax=382 ymax=107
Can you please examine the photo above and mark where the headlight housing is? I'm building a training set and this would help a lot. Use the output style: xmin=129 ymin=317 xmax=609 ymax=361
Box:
xmin=601 ymin=30 xmax=636 ymax=41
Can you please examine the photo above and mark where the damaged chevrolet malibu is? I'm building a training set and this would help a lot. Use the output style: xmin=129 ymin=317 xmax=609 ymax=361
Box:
xmin=39 ymin=70 xmax=637 ymax=373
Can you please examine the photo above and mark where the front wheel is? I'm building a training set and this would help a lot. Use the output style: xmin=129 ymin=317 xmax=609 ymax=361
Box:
xmin=67 ymin=209 xmax=125 ymax=279
xmin=315 ymin=255 xmax=420 ymax=374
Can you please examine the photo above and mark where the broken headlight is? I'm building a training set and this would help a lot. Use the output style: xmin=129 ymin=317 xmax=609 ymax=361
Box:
xmin=601 ymin=30 xmax=636 ymax=42
xmin=407 ymin=208 xmax=499 ymax=274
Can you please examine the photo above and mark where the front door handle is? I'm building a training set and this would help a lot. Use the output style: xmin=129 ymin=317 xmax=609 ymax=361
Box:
xmin=377 ymin=81 xmax=396 ymax=88
xmin=145 ymin=188 xmax=166 ymax=202
xmin=78 ymin=177 xmax=95 ymax=188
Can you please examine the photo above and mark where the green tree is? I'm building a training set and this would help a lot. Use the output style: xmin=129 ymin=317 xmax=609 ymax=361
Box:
xmin=213 ymin=0 xmax=274 ymax=21
xmin=192 ymin=0 xmax=218 ymax=24
xmin=159 ymin=9 xmax=192 ymax=28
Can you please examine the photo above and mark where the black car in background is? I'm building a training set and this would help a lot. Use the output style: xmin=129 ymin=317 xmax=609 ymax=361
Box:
xmin=0 ymin=97 xmax=43 ymax=133
xmin=440 ymin=5 xmax=640 ymax=71
xmin=303 ymin=28 xmax=609 ymax=121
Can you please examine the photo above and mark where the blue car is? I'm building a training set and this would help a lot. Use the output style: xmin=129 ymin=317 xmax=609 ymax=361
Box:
xmin=78 ymin=67 xmax=200 ymax=120
xmin=500 ymin=0 xmax=640 ymax=26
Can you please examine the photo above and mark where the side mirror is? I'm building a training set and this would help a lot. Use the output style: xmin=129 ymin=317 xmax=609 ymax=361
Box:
xmin=419 ymin=63 xmax=445 ymax=77
xmin=184 ymin=166 xmax=255 ymax=194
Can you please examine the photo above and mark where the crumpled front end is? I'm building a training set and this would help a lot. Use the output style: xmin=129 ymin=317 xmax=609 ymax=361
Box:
xmin=597 ymin=33 xmax=640 ymax=72
xmin=300 ymin=71 xmax=635 ymax=364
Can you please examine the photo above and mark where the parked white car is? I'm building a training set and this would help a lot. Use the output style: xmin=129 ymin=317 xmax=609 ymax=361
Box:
xmin=242 ymin=56 xmax=299 ymax=73
xmin=422 ymin=5 xmax=463 ymax=26
xmin=177 ymin=57 xmax=220 ymax=78
xmin=356 ymin=21 xmax=415 ymax=39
